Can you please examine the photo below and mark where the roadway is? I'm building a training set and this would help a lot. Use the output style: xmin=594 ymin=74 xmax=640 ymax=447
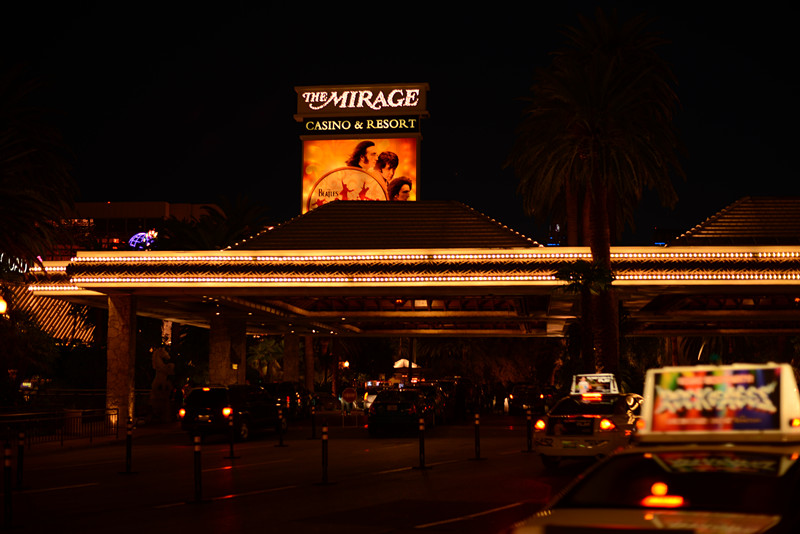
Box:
xmin=2 ymin=413 xmax=588 ymax=533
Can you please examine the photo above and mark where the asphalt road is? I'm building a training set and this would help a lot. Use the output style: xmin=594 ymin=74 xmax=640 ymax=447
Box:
xmin=2 ymin=413 xmax=588 ymax=533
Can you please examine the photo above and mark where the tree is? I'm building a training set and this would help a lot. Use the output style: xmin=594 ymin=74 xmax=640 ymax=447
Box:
xmin=159 ymin=193 xmax=273 ymax=250
xmin=507 ymin=9 xmax=684 ymax=372
xmin=0 ymin=64 xmax=77 ymax=279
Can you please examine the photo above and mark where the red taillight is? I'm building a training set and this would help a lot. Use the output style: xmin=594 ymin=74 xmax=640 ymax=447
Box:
xmin=178 ymin=408 xmax=186 ymax=419
xmin=222 ymin=406 xmax=233 ymax=418
xmin=409 ymin=404 xmax=417 ymax=415
xmin=534 ymin=419 xmax=546 ymax=431
xmin=599 ymin=418 xmax=616 ymax=431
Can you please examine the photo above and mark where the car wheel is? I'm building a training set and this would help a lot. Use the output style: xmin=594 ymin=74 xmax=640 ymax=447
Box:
xmin=237 ymin=420 xmax=250 ymax=441
xmin=540 ymin=455 xmax=560 ymax=469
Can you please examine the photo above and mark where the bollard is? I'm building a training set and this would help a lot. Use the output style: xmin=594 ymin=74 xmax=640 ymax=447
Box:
xmin=416 ymin=417 xmax=428 ymax=470
xmin=320 ymin=424 xmax=329 ymax=484
xmin=276 ymin=408 xmax=286 ymax=447
xmin=225 ymin=415 xmax=239 ymax=459
xmin=472 ymin=412 xmax=484 ymax=461
xmin=3 ymin=442 xmax=12 ymax=528
xmin=193 ymin=435 xmax=202 ymax=502
xmin=309 ymin=405 xmax=317 ymax=439
xmin=16 ymin=431 xmax=24 ymax=490
xmin=525 ymin=409 xmax=533 ymax=453
xmin=119 ymin=418 xmax=136 ymax=474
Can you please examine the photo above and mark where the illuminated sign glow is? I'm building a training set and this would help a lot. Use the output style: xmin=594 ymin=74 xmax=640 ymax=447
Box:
xmin=296 ymin=84 xmax=428 ymax=117
xmin=651 ymin=368 xmax=783 ymax=432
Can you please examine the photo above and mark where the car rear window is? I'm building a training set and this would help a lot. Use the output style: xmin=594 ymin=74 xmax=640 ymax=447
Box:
xmin=375 ymin=390 xmax=420 ymax=403
xmin=185 ymin=389 xmax=228 ymax=407
xmin=557 ymin=451 xmax=800 ymax=515
xmin=548 ymin=397 xmax=619 ymax=416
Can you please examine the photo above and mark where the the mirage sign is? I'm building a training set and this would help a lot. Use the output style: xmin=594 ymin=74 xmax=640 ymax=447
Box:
xmin=295 ymin=84 xmax=428 ymax=213
xmin=295 ymin=84 xmax=428 ymax=117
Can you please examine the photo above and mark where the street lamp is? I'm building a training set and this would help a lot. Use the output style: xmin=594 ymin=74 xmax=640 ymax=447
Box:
xmin=0 ymin=295 xmax=7 ymax=315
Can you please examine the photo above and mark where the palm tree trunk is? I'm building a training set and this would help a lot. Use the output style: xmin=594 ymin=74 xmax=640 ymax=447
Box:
xmin=587 ymin=177 xmax=619 ymax=374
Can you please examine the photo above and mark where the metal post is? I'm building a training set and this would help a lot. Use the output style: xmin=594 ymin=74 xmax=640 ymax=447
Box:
xmin=473 ymin=412 xmax=483 ymax=460
xmin=276 ymin=408 xmax=286 ymax=447
xmin=321 ymin=424 xmax=329 ymax=484
xmin=193 ymin=435 xmax=202 ymax=502
xmin=225 ymin=415 xmax=239 ymax=459
xmin=124 ymin=418 xmax=133 ymax=473
xmin=525 ymin=409 xmax=533 ymax=453
xmin=310 ymin=405 xmax=316 ymax=439
xmin=3 ymin=442 xmax=12 ymax=528
xmin=417 ymin=417 xmax=427 ymax=469
xmin=16 ymin=432 xmax=24 ymax=490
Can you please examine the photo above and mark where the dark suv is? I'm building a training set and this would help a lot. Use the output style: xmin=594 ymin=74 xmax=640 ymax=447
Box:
xmin=178 ymin=385 xmax=287 ymax=441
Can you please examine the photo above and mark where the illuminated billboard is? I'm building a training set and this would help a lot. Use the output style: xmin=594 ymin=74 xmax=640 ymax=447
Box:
xmin=295 ymin=84 xmax=428 ymax=213
xmin=302 ymin=137 xmax=417 ymax=213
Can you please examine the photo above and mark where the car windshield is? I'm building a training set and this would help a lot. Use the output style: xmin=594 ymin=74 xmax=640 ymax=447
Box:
xmin=557 ymin=450 xmax=800 ymax=515
xmin=549 ymin=396 xmax=622 ymax=416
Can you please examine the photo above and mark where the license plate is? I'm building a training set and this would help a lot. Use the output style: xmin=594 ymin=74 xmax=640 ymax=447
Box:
xmin=387 ymin=405 xmax=398 ymax=411
xmin=562 ymin=440 xmax=578 ymax=448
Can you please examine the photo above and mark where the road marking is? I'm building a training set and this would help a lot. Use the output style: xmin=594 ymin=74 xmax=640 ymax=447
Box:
xmin=15 ymin=483 xmax=99 ymax=494
xmin=413 ymin=502 xmax=525 ymax=529
xmin=154 ymin=485 xmax=297 ymax=509
xmin=202 ymin=458 xmax=291 ymax=472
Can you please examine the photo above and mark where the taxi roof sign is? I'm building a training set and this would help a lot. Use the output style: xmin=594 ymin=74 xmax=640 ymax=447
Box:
xmin=638 ymin=363 xmax=800 ymax=443
xmin=570 ymin=373 xmax=619 ymax=395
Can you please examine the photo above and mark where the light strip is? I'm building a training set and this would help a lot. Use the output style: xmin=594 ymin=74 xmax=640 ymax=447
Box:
xmin=69 ymin=275 xmax=559 ymax=284
xmin=66 ymin=249 xmax=800 ymax=264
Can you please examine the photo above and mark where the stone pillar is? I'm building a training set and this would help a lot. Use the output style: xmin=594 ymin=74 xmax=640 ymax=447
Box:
xmin=284 ymin=334 xmax=300 ymax=382
xmin=107 ymin=294 xmax=136 ymax=425
xmin=304 ymin=335 xmax=315 ymax=393
xmin=209 ymin=315 xmax=246 ymax=385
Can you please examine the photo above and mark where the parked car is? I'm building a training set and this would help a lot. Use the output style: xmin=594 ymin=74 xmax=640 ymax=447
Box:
xmin=312 ymin=391 xmax=342 ymax=412
xmin=417 ymin=382 xmax=452 ymax=425
xmin=508 ymin=383 xmax=545 ymax=415
xmin=367 ymin=388 xmax=435 ymax=436
xmin=263 ymin=381 xmax=311 ymax=420
xmin=178 ymin=385 xmax=287 ymax=441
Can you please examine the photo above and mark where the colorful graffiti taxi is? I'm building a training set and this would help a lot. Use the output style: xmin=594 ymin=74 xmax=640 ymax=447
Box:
xmin=533 ymin=373 xmax=642 ymax=468
xmin=510 ymin=363 xmax=800 ymax=533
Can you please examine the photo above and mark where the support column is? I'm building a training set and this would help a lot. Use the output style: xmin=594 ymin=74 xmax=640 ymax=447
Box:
xmin=304 ymin=335 xmax=315 ymax=393
xmin=284 ymin=334 xmax=300 ymax=383
xmin=107 ymin=294 xmax=136 ymax=425
xmin=209 ymin=316 xmax=246 ymax=385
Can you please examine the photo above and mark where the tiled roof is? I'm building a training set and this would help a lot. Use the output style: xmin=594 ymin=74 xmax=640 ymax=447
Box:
xmin=674 ymin=197 xmax=800 ymax=245
xmin=226 ymin=201 xmax=539 ymax=250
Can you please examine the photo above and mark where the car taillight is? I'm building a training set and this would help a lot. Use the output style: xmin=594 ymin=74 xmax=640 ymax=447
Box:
xmin=409 ymin=404 xmax=417 ymax=415
xmin=534 ymin=419 xmax=546 ymax=431
xmin=222 ymin=406 xmax=233 ymax=418
xmin=178 ymin=408 xmax=186 ymax=419
xmin=599 ymin=418 xmax=616 ymax=431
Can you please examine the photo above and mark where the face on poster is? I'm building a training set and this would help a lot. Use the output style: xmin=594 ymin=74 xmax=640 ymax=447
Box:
xmin=302 ymin=138 xmax=417 ymax=213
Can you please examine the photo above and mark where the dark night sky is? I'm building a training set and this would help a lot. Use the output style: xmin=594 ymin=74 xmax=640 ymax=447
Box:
xmin=4 ymin=2 xmax=799 ymax=244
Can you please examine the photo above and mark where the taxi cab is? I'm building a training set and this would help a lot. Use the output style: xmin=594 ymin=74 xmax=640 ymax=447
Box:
xmin=532 ymin=373 xmax=642 ymax=467
xmin=510 ymin=363 xmax=800 ymax=533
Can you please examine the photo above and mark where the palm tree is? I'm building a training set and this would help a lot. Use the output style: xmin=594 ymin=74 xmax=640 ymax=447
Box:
xmin=0 ymin=64 xmax=77 ymax=279
xmin=507 ymin=9 xmax=684 ymax=373
xmin=159 ymin=194 xmax=272 ymax=250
